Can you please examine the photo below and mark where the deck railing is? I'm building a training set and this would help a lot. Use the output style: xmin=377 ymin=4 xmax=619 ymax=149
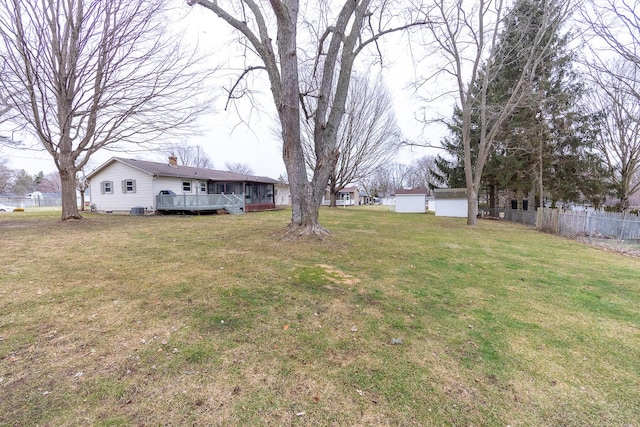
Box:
xmin=156 ymin=193 xmax=245 ymax=213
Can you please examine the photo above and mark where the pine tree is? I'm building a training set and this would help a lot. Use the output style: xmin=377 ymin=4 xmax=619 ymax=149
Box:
xmin=490 ymin=0 xmax=609 ymax=208
xmin=434 ymin=0 xmax=610 ymax=210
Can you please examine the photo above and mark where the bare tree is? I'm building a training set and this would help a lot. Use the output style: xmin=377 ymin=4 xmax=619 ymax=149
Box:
xmin=301 ymin=74 xmax=401 ymax=207
xmin=420 ymin=0 xmax=573 ymax=225
xmin=225 ymin=162 xmax=254 ymax=175
xmin=406 ymin=155 xmax=441 ymax=190
xmin=361 ymin=162 xmax=412 ymax=199
xmin=0 ymin=69 xmax=15 ymax=146
xmin=186 ymin=0 xmax=426 ymax=238
xmin=160 ymin=141 xmax=214 ymax=169
xmin=0 ymin=62 xmax=12 ymax=122
xmin=0 ymin=90 xmax=9 ymax=118
xmin=37 ymin=171 xmax=62 ymax=194
xmin=581 ymin=0 xmax=639 ymax=77
xmin=0 ymin=90 xmax=11 ymax=122
xmin=630 ymin=169 xmax=640 ymax=208
xmin=585 ymin=63 xmax=640 ymax=212
xmin=0 ymin=0 xmax=209 ymax=220
xmin=580 ymin=0 xmax=640 ymax=212
xmin=0 ymin=157 xmax=12 ymax=194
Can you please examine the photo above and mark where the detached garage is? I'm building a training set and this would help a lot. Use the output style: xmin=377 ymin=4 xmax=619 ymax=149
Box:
xmin=434 ymin=188 xmax=469 ymax=217
xmin=394 ymin=188 xmax=428 ymax=213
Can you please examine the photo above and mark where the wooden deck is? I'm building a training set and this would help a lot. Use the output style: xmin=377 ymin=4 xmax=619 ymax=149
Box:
xmin=156 ymin=194 xmax=245 ymax=213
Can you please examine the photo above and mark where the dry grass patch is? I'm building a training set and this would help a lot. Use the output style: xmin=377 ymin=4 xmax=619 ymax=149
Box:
xmin=1 ymin=208 xmax=639 ymax=426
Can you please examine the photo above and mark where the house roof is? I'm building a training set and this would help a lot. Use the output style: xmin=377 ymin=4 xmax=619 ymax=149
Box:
xmin=86 ymin=157 xmax=279 ymax=184
xmin=395 ymin=188 xmax=428 ymax=195
xmin=324 ymin=186 xmax=359 ymax=193
xmin=434 ymin=188 xmax=467 ymax=199
xmin=340 ymin=186 xmax=359 ymax=193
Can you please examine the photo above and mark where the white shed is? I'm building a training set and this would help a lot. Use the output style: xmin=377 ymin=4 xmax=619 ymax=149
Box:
xmin=394 ymin=188 xmax=428 ymax=213
xmin=426 ymin=195 xmax=436 ymax=212
xmin=434 ymin=188 xmax=470 ymax=217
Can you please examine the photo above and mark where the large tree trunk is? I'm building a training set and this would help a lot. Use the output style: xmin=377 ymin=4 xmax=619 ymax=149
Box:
xmin=329 ymin=180 xmax=338 ymax=207
xmin=273 ymin=3 xmax=327 ymax=239
xmin=467 ymin=186 xmax=478 ymax=226
xmin=275 ymin=1 xmax=346 ymax=239
xmin=186 ymin=0 xmax=378 ymax=239
xmin=287 ymin=147 xmax=339 ymax=238
xmin=286 ymin=178 xmax=330 ymax=238
xmin=284 ymin=140 xmax=327 ymax=237
xmin=59 ymin=165 xmax=81 ymax=220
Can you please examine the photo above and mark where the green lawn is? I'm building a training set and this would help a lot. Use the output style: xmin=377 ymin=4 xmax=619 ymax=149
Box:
xmin=1 ymin=207 xmax=639 ymax=426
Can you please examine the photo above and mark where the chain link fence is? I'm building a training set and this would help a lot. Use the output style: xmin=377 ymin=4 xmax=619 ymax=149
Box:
xmin=0 ymin=197 xmax=62 ymax=208
xmin=487 ymin=207 xmax=640 ymax=242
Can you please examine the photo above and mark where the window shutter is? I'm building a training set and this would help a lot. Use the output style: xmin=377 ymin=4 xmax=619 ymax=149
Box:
xmin=100 ymin=181 xmax=105 ymax=194
xmin=131 ymin=180 xmax=136 ymax=193
xmin=121 ymin=180 xmax=127 ymax=193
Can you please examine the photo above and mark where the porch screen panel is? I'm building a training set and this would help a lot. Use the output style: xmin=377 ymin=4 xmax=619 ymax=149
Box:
xmin=214 ymin=182 xmax=243 ymax=194
xmin=245 ymin=184 xmax=252 ymax=203
xmin=266 ymin=184 xmax=274 ymax=203
xmin=249 ymin=183 xmax=274 ymax=204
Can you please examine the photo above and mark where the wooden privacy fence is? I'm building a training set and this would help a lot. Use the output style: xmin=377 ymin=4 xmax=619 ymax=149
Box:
xmin=536 ymin=208 xmax=640 ymax=241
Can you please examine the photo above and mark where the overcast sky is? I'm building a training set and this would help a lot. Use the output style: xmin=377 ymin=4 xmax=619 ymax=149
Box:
xmin=1 ymin=3 xmax=445 ymax=179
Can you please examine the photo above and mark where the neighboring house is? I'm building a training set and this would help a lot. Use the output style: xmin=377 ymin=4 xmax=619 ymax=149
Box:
xmin=322 ymin=186 xmax=361 ymax=206
xmin=394 ymin=188 xmax=428 ymax=213
xmin=359 ymin=190 xmax=373 ymax=205
xmin=434 ymin=188 xmax=469 ymax=217
xmin=86 ymin=156 xmax=279 ymax=214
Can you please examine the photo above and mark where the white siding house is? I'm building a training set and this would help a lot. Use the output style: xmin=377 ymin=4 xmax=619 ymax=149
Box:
xmin=322 ymin=187 xmax=361 ymax=206
xmin=89 ymin=160 xmax=156 ymax=213
xmin=86 ymin=157 xmax=279 ymax=214
xmin=434 ymin=188 xmax=470 ymax=217
xmin=394 ymin=189 xmax=428 ymax=213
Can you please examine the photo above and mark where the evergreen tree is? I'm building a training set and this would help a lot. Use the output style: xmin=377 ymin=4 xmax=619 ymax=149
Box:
xmin=434 ymin=0 xmax=609 ymax=210
xmin=430 ymin=107 xmax=468 ymax=189
xmin=11 ymin=169 xmax=35 ymax=195
xmin=490 ymin=0 xmax=609 ymax=208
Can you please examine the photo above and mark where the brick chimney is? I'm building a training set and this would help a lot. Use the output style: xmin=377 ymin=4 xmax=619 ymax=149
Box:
xmin=168 ymin=155 xmax=178 ymax=167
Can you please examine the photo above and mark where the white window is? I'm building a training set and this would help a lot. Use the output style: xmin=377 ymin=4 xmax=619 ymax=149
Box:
xmin=101 ymin=181 xmax=113 ymax=194
xmin=122 ymin=179 xmax=136 ymax=193
xmin=199 ymin=181 xmax=207 ymax=193
xmin=182 ymin=181 xmax=192 ymax=192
